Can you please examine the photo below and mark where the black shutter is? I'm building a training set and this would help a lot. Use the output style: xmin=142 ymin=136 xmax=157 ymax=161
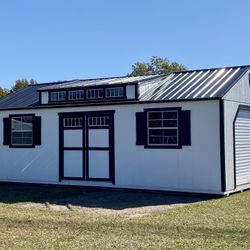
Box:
xmin=3 ymin=117 xmax=11 ymax=145
xmin=179 ymin=110 xmax=191 ymax=146
xmin=33 ymin=116 xmax=42 ymax=145
xmin=136 ymin=112 xmax=147 ymax=145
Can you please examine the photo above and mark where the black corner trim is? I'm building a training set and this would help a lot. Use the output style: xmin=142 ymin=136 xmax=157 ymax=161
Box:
xmin=219 ymin=100 xmax=226 ymax=192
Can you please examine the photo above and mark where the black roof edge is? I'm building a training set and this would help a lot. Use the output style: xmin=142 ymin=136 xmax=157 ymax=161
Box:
xmin=0 ymin=97 xmax=221 ymax=112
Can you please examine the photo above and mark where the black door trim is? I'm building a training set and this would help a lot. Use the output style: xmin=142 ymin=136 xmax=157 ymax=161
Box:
xmin=58 ymin=110 xmax=115 ymax=184
xmin=233 ymin=104 xmax=250 ymax=189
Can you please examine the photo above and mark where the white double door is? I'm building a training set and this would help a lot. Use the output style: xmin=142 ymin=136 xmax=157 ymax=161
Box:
xmin=59 ymin=112 xmax=114 ymax=182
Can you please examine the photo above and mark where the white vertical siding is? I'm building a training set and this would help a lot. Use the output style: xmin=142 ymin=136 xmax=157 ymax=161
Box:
xmin=0 ymin=100 xmax=222 ymax=194
xmin=223 ymin=69 xmax=250 ymax=192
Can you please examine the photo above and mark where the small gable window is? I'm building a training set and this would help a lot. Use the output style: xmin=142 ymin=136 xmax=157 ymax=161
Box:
xmin=50 ymin=91 xmax=66 ymax=101
xmin=106 ymin=87 xmax=124 ymax=98
xmin=86 ymin=89 xmax=103 ymax=99
xmin=68 ymin=90 xmax=84 ymax=100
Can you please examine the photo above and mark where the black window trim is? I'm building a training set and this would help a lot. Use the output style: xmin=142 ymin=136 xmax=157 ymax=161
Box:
xmin=3 ymin=114 xmax=42 ymax=148
xmin=144 ymin=107 xmax=182 ymax=149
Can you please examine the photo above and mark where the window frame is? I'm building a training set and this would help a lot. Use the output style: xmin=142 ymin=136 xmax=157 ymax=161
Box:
xmin=105 ymin=86 xmax=125 ymax=98
xmin=144 ymin=107 xmax=182 ymax=149
xmin=9 ymin=114 xmax=35 ymax=148
xmin=86 ymin=88 xmax=104 ymax=99
xmin=50 ymin=91 xmax=66 ymax=102
xmin=68 ymin=89 xmax=85 ymax=101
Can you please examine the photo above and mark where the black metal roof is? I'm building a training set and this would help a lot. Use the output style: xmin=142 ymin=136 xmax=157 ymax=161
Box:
xmin=0 ymin=65 xmax=249 ymax=110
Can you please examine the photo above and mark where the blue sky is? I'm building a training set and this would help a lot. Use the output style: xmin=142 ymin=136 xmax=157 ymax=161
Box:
xmin=0 ymin=0 xmax=249 ymax=88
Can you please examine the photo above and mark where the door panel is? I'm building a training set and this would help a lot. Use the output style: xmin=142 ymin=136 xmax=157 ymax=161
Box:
xmin=64 ymin=151 xmax=83 ymax=178
xmin=64 ymin=130 xmax=82 ymax=148
xmin=88 ymin=151 xmax=109 ymax=178
xmin=88 ymin=129 xmax=109 ymax=148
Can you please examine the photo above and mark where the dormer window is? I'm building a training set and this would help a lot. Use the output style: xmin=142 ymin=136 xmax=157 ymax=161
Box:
xmin=50 ymin=91 xmax=66 ymax=101
xmin=68 ymin=90 xmax=84 ymax=100
xmin=86 ymin=88 xmax=103 ymax=99
xmin=106 ymin=87 xmax=124 ymax=98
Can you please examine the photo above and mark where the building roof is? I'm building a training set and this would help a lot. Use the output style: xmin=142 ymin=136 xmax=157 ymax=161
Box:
xmin=0 ymin=65 xmax=249 ymax=110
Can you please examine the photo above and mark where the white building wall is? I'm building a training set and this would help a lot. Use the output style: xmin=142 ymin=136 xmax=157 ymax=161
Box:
xmin=223 ymin=69 xmax=250 ymax=192
xmin=0 ymin=100 xmax=222 ymax=194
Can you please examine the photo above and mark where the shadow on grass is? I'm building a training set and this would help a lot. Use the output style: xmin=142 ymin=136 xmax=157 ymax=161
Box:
xmin=0 ymin=182 xmax=211 ymax=210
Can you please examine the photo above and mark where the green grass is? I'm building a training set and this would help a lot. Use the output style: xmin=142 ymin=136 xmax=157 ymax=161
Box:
xmin=0 ymin=184 xmax=249 ymax=250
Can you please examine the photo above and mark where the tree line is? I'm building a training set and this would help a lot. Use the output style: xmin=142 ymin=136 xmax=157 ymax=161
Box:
xmin=0 ymin=79 xmax=37 ymax=99
xmin=0 ymin=56 xmax=186 ymax=99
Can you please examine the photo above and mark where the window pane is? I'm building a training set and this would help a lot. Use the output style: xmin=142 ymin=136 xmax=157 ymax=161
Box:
xmin=148 ymin=129 xmax=163 ymax=144
xmin=12 ymin=132 xmax=33 ymax=145
xmin=163 ymin=111 xmax=177 ymax=119
xmin=163 ymin=120 xmax=177 ymax=127
xmin=163 ymin=129 xmax=177 ymax=136
xmin=12 ymin=117 xmax=22 ymax=130
xmin=149 ymin=120 xmax=162 ymax=127
xmin=163 ymin=136 xmax=177 ymax=145
xmin=148 ymin=112 xmax=162 ymax=120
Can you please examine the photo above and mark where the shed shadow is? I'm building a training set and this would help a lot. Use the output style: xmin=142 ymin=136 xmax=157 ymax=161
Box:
xmin=0 ymin=183 xmax=212 ymax=210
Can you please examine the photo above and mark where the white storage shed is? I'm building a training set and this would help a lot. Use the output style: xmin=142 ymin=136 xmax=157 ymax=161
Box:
xmin=0 ymin=65 xmax=250 ymax=195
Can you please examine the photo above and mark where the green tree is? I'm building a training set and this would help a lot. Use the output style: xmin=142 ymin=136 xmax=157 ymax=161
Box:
xmin=129 ymin=56 xmax=187 ymax=76
xmin=11 ymin=78 xmax=37 ymax=93
xmin=0 ymin=87 xmax=9 ymax=99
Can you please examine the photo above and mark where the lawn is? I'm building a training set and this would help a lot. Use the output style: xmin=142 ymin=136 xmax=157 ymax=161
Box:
xmin=0 ymin=183 xmax=249 ymax=250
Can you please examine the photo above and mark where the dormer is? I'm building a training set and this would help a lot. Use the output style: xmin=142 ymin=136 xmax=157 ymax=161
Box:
xmin=38 ymin=82 xmax=138 ymax=105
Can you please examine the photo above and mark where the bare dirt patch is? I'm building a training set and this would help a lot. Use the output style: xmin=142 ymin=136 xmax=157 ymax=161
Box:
xmin=18 ymin=189 xmax=205 ymax=217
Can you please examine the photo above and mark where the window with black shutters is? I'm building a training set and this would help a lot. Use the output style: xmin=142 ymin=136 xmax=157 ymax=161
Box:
xmin=3 ymin=114 xmax=42 ymax=148
xmin=136 ymin=108 xmax=191 ymax=148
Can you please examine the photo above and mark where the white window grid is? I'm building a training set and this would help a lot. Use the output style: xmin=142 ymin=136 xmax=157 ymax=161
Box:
xmin=11 ymin=116 xmax=33 ymax=146
xmin=88 ymin=116 xmax=109 ymax=126
xmin=147 ymin=111 xmax=178 ymax=146
xmin=68 ymin=90 xmax=84 ymax=100
xmin=50 ymin=91 xmax=66 ymax=101
xmin=63 ymin=118 xmax=83 ymax=127
xmin=86 ymin=89 xmax=103 ymax=99
xmin=106 ymin=87 xmax=124 ymax=98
